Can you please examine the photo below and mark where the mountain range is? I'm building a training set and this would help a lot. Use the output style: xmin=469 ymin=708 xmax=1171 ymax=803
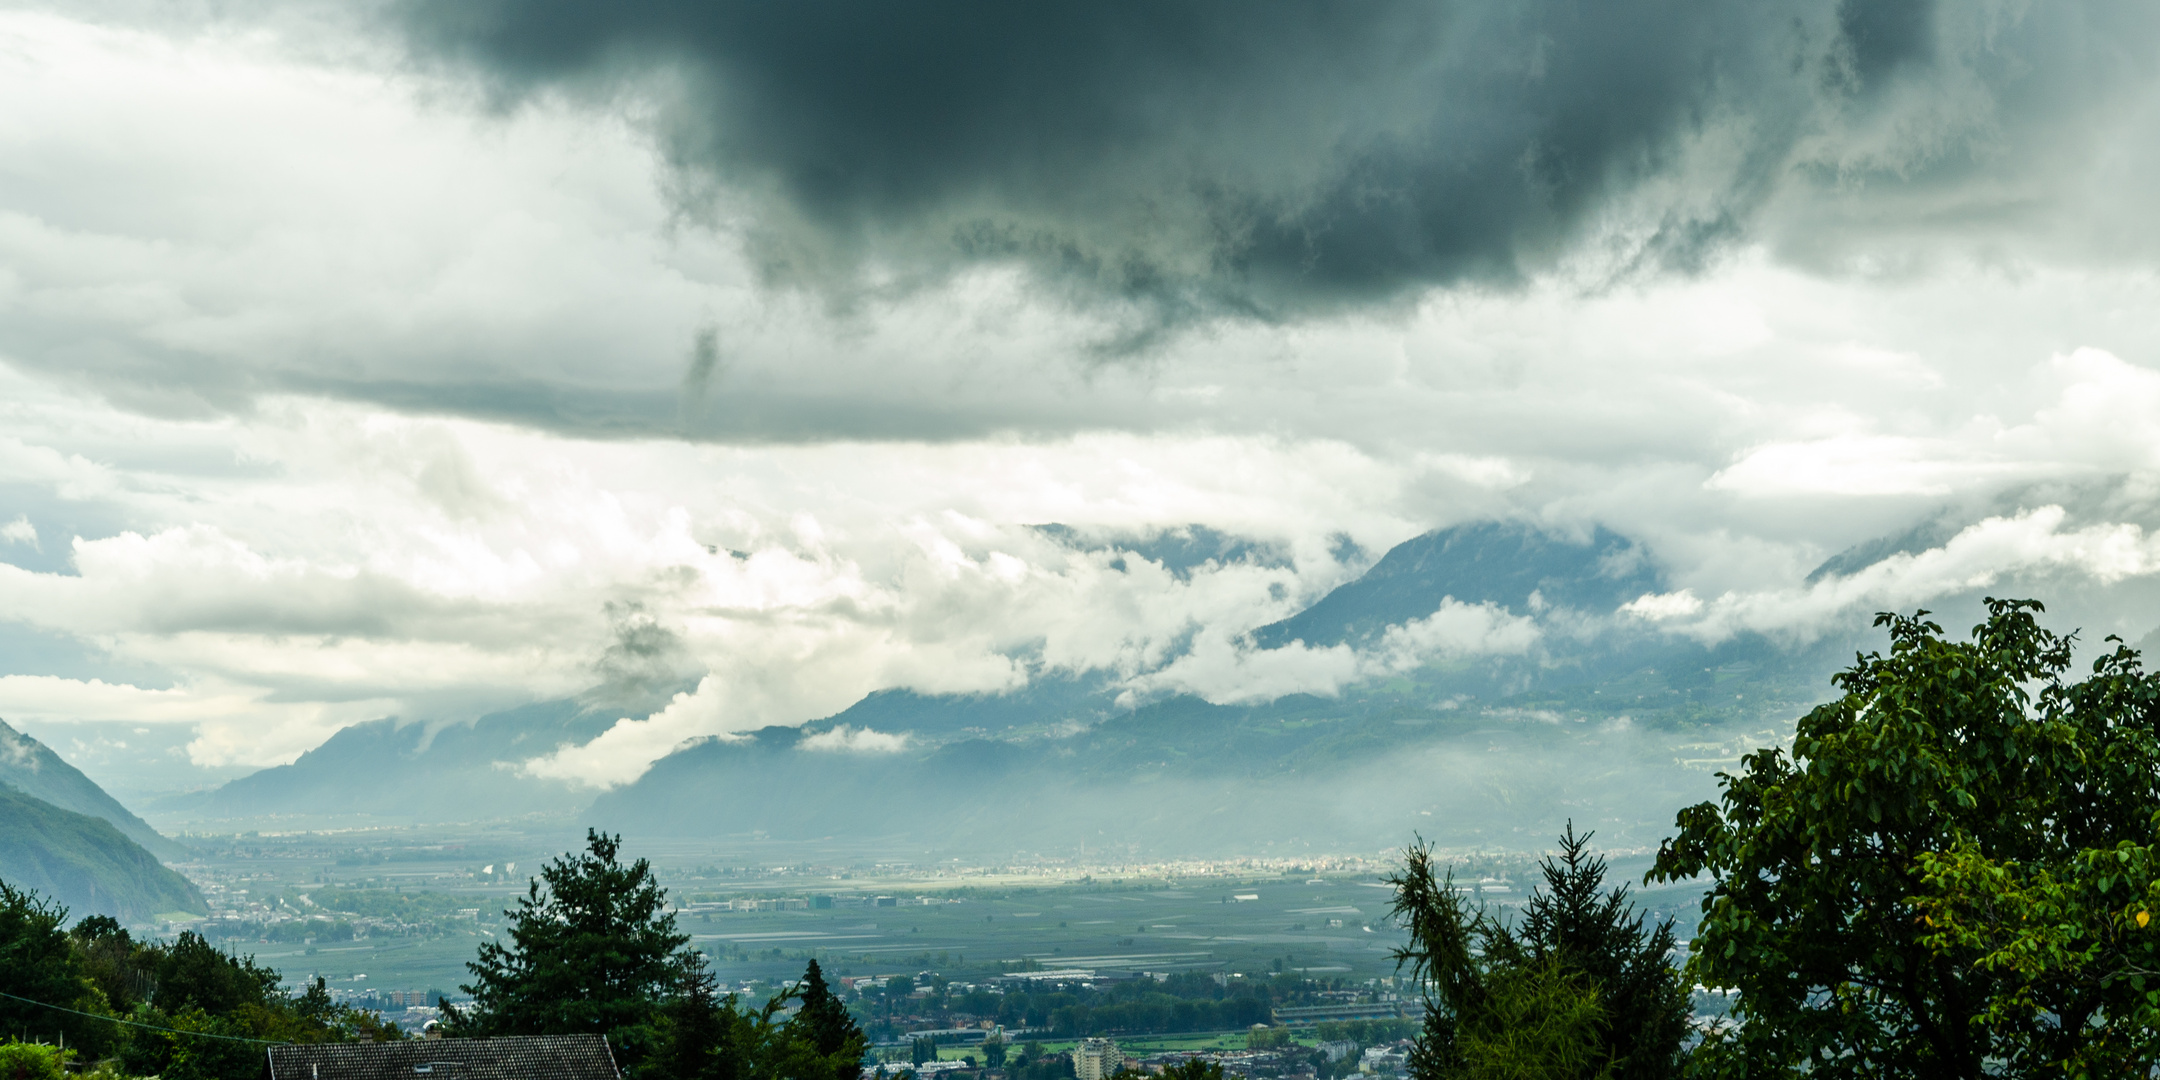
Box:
xmin=158 ymin=697 xmax=622 ymax=822
xmin=152 ymin=520 xmax=1877 ymax=854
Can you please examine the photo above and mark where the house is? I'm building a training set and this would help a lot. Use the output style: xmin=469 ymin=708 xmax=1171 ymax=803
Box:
xmin=266 ymin=1034 xmax=619 ymax=1080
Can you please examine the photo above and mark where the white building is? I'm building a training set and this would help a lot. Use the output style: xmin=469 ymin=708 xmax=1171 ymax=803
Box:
xmin=1073 ymin=1038 xmax=1124 ymax=1080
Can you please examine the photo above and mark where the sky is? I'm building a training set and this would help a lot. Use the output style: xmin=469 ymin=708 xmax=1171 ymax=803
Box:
xmin=5 ymin=0 xmax=2160 ymax=795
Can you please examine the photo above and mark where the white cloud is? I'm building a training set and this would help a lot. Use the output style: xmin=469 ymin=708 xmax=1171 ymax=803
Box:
xmin=0 ymin=673 xmax=391 ymax=767
xmin=1125 ymin=598 xmax=1542 ymax=707
xmin=1642 ymin=506 xmax=2160 ymax=643
xmin=1366 ymin=600 xmax=1542 ymax=674
xmin=799 ymin=725 xmax=911 ymax=754
xmin=1622 ymin=590 xmax=1705 ymax=621
xmin=0 ymin=516 xmax=34 ymax=549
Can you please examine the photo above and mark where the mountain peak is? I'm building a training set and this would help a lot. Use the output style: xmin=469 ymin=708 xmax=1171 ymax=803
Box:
xmin=1252 ymin=522 xmax=1660 ymax=650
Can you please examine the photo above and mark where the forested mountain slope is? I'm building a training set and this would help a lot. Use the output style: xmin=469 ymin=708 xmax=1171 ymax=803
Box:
xmin=0 ymin=718 xmax=184 ymax=860
xmin=0 ymin=785 xmax=206 ymax=921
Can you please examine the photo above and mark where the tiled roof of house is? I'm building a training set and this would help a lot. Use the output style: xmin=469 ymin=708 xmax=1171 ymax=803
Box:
xmin=266 ymin=1034 xmax=619 ymax=1080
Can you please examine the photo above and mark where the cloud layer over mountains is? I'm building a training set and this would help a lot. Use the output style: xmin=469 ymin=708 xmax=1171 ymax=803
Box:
xmin=3 ymin=3 xmax=2160 ymax=797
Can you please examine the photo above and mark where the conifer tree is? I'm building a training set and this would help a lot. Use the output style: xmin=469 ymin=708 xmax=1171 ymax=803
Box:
xmin=454 ymin=830 xmax=690 ymax=1057
xmin=1389 ymin=825 xmax=1688 ymax=1080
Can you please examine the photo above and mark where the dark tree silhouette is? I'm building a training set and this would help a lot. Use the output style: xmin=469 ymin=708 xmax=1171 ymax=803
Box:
xmin=454 ymin=829 xmax=690 ymax=1056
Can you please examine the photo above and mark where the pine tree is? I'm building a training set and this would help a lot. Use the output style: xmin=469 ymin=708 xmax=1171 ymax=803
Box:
xmin=791 ymin=960 xmax=864 ymax=1061
xmin=1505 ymin=823 xmax=1688 ymax=1080
xmin=1389 ymin=825 xmax=1689 ymax=1080
xmin=454 ymin=830 xmax=691 ymax=1056
xmin=640 ymin=950 xmax=744 ymax=1080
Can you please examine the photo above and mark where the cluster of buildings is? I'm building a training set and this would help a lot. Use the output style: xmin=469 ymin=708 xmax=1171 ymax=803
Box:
xmin=682 ymin=894 xmax=959 ymax=915
xmin=858 ymin=1033 xmax=1415 ymax=1080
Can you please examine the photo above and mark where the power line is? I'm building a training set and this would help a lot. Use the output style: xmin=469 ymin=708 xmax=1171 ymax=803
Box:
xmin=0 ymin=990 xmax=288 ymax=1045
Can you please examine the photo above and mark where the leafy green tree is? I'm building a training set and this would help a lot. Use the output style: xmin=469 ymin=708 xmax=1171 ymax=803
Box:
xmin=454 ymin=830 xmax=691 ymax=1055
xmin=0 ymin=882 xmax=103 ymax=1051
xmin=1651 ymin=600 xmax=2160 ymax=1077
xmin=0 ymin=1041 xmax=69 ymax=1080
xmin=153 ymin=931 xmax=277 ymax=1015
xmin=136 ymin=1008 xmax=262 ymax=1080
xmin=1908 ymin=831 xmax=2160 ymax=1072
xmin=68 ymin=916 xmax=153 ymax=1015
xmin=1390 ymin=829 xmax=1684 ymax=1080
xmin=983 ymin=1032 xmax=1007 ymax=1068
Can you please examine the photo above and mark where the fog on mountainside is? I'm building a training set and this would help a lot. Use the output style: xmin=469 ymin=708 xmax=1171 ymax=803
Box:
xmin=150 ymin=522 xmax=1878 ymax=856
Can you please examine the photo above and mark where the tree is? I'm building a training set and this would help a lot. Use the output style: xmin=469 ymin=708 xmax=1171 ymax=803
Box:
xmin=455 ymin=830 xmax=692 ymax=1055
xmin=1509 ymin=824 xmax=1688 ymax=1079
xmin=787 ymin=960 xmax=867 ymax=1070
xmin=1907 ymin=832 xmax=2160 ymax=1072
xmin=983 ymin=1032 xmax=1007 ymax=1068
xmin=637 ymin=950 xmax=745 ymax=1080
xmin=154 ymin=931 xmax=277 ymax=1015
xmin=1452 ymin=957 xmax=1604 ymax=1080
xmin=1389 ymin=827 xmax=1686 ymax=1080
xmin=69 ymin=916 xmax=152 ymax=1015
xmin=1650 ymin=600 xmax=2160 ymax=1077
xmin=0 ymin=883 xmax=100 ymax=1051
xmin=0 ymin=1041 xmax=69 ymax=1080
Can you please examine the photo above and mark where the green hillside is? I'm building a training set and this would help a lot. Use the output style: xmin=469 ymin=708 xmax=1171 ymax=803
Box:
xmin=0 ymin=718 xmax=186 ymax=860
xmin=0 ymin=786 xmax=207 ymax=923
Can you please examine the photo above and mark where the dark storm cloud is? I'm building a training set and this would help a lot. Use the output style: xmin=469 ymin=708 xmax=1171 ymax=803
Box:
xmin=392 ymin=0 xmax=2140 ymax=325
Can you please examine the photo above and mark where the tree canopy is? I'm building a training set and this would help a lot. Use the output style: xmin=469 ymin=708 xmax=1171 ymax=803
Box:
xmin=1652 ymin=599 xmax=2160 ymax=1076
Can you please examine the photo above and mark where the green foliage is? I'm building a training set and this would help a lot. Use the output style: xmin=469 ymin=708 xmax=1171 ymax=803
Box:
xmin=1652 ymin=599 xmax=2160 ymax=1077
xmin=153 ymin=931 xmax=278 ymax=1014
xmin=1389 ymin=826 xmax=1685 ymax=1080
xmin=69 ymin=916 xmax=152 ymax=1014
xmin=129 ymin=1008 xmax=262 ymax=1080
xmin=1505 ymin=825 xmax=1687 ymax=1079
xmin=1453 ymin=957 xmax=1606 ymax=1080
xmin=634 ymin=950 xmax=746 ymax=1080
xmin=0 ymin=882 xmax=106 ymax=1051
xmin=3 ymin=875 xmax=396 ymax=1079
xmin=1907 ymin=821 xmax=2160 ymax=1072
xmin=455 ymin=829 xmax=690 ymax=1055
xmin=1313 ymin=1018 xmax=1416 ymax=1045
xmin=637 ymin=958 xmax=870 ymax=1080
xmin=786 ymin=960 xmax=870 ymax=1079
xmin=0 ymin=1041 xmax=68 ymax=1080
